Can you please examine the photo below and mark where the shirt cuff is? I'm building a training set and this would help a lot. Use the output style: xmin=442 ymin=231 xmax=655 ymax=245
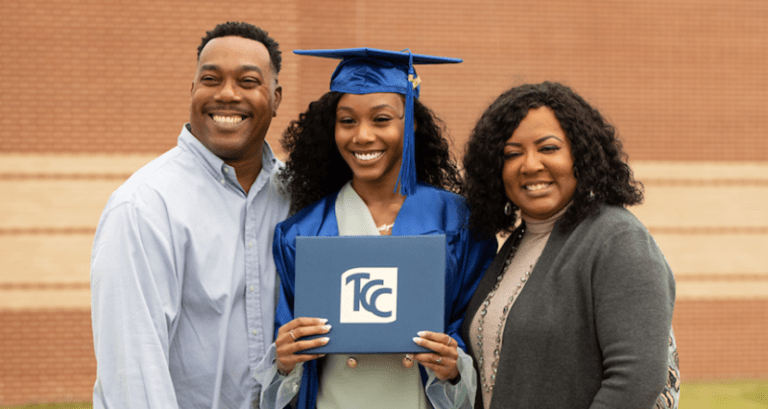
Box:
xmin=424 ymin=347 xmax=477 ymax=409
xmin=254 ymin=342 xmax=304 ymax=409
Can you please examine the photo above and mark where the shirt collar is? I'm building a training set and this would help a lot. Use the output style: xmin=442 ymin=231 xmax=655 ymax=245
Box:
xmin=179 ymin=124 xmax=279 ymax=188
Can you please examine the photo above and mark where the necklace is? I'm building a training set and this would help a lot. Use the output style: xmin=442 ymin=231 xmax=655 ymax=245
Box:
xmin=377 ymin=223 xmax=394 ymax=232
xmin=476 ymin=226 xmax=536 ymax=395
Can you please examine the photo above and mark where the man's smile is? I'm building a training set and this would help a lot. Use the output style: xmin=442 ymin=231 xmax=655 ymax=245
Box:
xmin=211 ymin=114 xmax=247 ymax=126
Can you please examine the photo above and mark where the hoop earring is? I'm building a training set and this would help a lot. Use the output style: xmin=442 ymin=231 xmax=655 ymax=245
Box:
xmin=504 ymin=201 xmax=513 ymax=216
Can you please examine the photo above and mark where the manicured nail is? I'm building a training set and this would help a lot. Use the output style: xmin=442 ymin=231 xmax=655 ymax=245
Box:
xmin=417 ymin=331 xmax=427 ymax=337
xmin=412 ymin=337 xmax=422 ymax=344
xmin=321 ymin=337 xmax=330 ymax=343
xmin=318 ymin=318 xmax=328 ymax=324
xmin=322 ymin=325 xmax=332 ymax=331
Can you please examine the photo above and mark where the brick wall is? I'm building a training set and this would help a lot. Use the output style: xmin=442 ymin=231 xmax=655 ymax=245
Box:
xmin=0 ymin=310 xmax=95 ymax=404
xmin=1 ymin=0 xmax=766 ymax=405
xmin=1 ymin=0 xmax=765 ymax=160
xmin=674 ymin=300 xmax=768 ymax=380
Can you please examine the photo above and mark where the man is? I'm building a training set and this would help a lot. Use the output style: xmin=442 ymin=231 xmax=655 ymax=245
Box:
xmin=90 ymin=22 xmax=290 ymax=408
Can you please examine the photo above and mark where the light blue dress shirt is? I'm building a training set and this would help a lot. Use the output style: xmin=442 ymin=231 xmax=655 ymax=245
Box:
xmin=91 ymin=125 xmax=291 ymax=408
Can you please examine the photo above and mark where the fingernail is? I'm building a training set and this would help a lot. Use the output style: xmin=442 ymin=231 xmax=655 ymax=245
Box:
xmin=318 ymin=318 xmax=328 ymax=324
xmin=417 ymin=331 xmax=427 ymax=337
xmin=405 ymin=354 xmax=413 ymax=359
xmin=412 ymin=337 xmax=422 ymax=344
xmin=323 ymin=325 xmax=332 ymax=331
xmin=321 ymin=337 xmax=330 ymax=344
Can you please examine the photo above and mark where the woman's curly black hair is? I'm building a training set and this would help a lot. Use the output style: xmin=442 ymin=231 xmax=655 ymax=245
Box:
xmin=280 ymin=91 xmax=462 ymax=214
xmin=462 ymin=81 xmax=643 ymax=238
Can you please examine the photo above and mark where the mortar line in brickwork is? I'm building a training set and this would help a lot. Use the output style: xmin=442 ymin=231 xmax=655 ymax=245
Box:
xmin=674 ymin=274 xmax=768 ymax=282
xmin=0 ymin=173 xmax=132 ymax=180
xmin=647 ymin=226 xmax=768 ymax=235
xmin=641 ymin=178 xmax=768 ymax=187
xmin=0 ymin=227 xmax=95 ymax=235
xmin=0 ymin=282 xmax=90 ymax=290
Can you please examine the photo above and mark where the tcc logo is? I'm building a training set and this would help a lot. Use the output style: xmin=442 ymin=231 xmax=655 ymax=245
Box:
xmin=340 ymin=267 xmax=398 ymax=323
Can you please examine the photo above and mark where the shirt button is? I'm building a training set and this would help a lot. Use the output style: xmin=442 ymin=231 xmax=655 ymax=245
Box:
xmin=249 ymin=286 xmax=255 ymax=292
xmin=252 ymin=329 xmax=258 ymax=336
xmin=248 ymin=242 xmax=253 ymax=248
xmin=220 ymin=179 xmax=226 ymax=184
xmin=223 ymin=168 xmax=229 ymax=173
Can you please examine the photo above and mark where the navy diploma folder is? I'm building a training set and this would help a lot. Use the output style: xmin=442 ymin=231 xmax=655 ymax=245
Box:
xmin=294 ymin=235 xmax=446 ymax=354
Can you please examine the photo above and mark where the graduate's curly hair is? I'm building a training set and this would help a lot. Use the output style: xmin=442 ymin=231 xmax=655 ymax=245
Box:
xmin=196 ymin=21 xmax=282 ymax=75
xmin=462 ymin=82 xmax=643 ymax=238
xmin=280 ymin=91 xmax=462 ymax=214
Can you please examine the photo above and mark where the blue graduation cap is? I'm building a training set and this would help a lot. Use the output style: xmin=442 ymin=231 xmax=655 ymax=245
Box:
xmin=294 ymin=47 xmax=462 ymax=195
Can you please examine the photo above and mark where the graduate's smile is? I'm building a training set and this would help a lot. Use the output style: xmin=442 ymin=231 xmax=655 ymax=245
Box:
xmin=353 ymin=150 xmax=384 ymax=162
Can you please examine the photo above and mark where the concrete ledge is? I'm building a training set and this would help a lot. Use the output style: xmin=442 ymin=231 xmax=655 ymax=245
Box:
xmin=0 ymin=153 xmax=156 ymax=175
xmin=0 ymin=288 xmax=91 ymax=309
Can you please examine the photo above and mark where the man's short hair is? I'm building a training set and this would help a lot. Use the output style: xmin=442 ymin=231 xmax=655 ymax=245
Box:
xmin=197 ymin=21 xmax=282 ymax=75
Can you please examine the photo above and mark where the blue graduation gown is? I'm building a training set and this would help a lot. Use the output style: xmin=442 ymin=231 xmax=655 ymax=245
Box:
xmin=272 ymin=182 xmax=496 ymax=408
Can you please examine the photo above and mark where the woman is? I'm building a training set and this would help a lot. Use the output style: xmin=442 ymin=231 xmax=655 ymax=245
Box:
xmin=461 ymin=82 xmax=680 ymax=409
xmin=256 ymin=48 xmax=497 ymax=409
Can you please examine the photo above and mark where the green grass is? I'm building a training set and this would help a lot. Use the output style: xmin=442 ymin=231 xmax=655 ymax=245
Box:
xmin=681 ymin=380 xmax=768 ymax=409
xmin=4 ymin=380 xmax=767 ymax=408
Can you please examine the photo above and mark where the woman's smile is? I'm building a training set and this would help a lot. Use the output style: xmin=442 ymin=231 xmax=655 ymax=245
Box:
xmin=353 ymin=150 xmax=384 ymax=161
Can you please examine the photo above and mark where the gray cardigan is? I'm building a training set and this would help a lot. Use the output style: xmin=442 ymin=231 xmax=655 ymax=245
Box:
xmin=461 ymin=205 xmax=675 ymax=409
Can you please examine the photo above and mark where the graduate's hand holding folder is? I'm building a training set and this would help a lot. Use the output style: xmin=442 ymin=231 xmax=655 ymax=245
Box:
xmin=275 ymin=317 xmax=330 ymax=376
xmin=275 ymin=321 xmax=461 ymax=382
xmin=275 ymin=235 xmax=461 ymax=382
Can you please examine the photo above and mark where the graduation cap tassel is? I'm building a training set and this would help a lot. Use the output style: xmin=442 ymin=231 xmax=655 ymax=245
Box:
xmin=397 ymin=52 xmax=418 ymax=196
xmin=398 ymin=91 xmax=416 ymax=195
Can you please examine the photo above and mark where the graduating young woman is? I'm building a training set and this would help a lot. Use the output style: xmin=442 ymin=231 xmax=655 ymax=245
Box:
xmin=256 ymin=48 xmax=496 ymax=409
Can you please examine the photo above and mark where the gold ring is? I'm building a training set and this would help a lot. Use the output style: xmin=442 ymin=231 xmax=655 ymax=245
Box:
xmin=445 ymin=337 xmax=452 ymax=346
xmin=290 ymin=329 xmax=297 ymax=341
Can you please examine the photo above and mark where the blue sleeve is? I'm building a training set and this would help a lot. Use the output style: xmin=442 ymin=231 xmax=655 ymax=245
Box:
xmin=272 ymin=223 xmax=297 ymax=340
xmin=422 ymin=228 xmax=495 ymax=409
xmin=445 ymin=230 xmax=497 ymax=352
xmin=271 ymin=221 xmax=322 ymax=409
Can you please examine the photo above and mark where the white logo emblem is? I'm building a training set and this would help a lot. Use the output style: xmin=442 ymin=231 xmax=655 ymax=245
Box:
xmin=340 ymin=267 xmax=398 ymax=323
